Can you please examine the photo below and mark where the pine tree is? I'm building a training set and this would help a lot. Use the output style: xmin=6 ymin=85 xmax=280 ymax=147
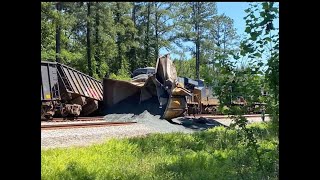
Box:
xmin=172 ymin=2 xmax=218 ymax=80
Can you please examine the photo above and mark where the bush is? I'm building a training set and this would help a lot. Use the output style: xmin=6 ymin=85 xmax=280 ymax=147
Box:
xmin=42 ymin=123 xmax=278 ymax=180
xmin=109 ymin=72 xmax=131 ymax=81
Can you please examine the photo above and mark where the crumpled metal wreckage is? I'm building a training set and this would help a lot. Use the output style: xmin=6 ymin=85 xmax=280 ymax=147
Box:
xmin=103 ymin=54 xmax=192 ymax=120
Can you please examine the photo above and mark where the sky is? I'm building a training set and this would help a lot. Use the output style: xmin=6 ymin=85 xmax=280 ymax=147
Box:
xmin=160 ymin=2 xmax=279 ymax=61
xmin=217 ymin=2 xmax=250 ymax=38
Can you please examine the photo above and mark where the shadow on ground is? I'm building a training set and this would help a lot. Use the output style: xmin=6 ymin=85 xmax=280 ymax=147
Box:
xmin=169 ymin=117 xmax=228 ymax=131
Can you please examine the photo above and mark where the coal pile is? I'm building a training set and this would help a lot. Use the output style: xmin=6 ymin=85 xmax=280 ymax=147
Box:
xmin=103 ymin=93 xmax=166 ymax=123
xmin=103 ymin=94 xmax=194 ymax=133
xmin=102 ymin=93 xmax=219 ymax=133
xmin=103 ymin=93 xmax=165 ymax=116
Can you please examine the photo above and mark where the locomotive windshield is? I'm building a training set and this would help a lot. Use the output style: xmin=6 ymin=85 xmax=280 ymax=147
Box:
xmin=132 ymin=67 xmax=155 ymax=77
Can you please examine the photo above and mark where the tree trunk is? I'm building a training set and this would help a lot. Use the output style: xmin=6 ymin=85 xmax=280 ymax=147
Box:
xmin=155 ymin=2 xmax=159 ymax=59
xmin=116 ymin=2 xmax=122 ymax=71
xmin=129 ymin=2 xmax=137 ymax=72
xmin=223 ymin=24 xmax=226 ymax=56
xmin=55 ymin=2 xmax=62 ymax=63
xmin=87 ymin=2 xmax=93 ymax=76
xmin=132 ymin=2 xmax=136 ymax=28
xmin=145 ymin=2 xmax=151 ymax=67
xmin=195 ymin=2 xmax=200 ymax=80
xmin=95 ymin=2 xmax=100 ymax=77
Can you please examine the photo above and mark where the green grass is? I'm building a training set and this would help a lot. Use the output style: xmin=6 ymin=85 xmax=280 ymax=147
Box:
xmin=42 ymin=122 xmax=278 ymax=180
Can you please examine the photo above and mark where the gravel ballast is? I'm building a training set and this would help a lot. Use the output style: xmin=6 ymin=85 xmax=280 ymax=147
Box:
xmin=42 ymin=110 xmax=269 ymax=149
xmin=42 ymin=110 xmax=194 ymax=149
xmin=41 ymin=123 xmax=152 ymax=149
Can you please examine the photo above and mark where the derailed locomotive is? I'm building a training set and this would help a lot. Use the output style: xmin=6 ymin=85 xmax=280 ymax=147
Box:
xmin=41 ymin=61 xmax=103 ymax=120
xmin=177 ymin=77 xmax=266 ymax=115
xmin=177 ymin=77 xmax=219 ymax=115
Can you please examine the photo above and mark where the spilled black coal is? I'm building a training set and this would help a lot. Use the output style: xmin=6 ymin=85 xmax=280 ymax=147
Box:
xmin=103 ymin=93 xmax=165 ymax=116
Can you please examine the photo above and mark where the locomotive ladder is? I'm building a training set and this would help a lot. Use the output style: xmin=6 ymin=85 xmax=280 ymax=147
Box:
xmin=52 ymin=84 xmax=60 ymax=98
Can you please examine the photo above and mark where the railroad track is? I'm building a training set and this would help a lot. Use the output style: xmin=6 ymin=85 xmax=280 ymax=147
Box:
xmin=41 ymin=116 xmax=105 ymax=122
xmin=41 ymin=114 xmax=266 ymax=130
xmin=186 ymin=114 xmax=269 ymax=119
xmin=41 ymin=121 xmax=137 ymax=130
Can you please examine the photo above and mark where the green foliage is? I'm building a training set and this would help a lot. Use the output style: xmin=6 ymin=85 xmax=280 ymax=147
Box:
xmin=173 ymin=58 xmax=196 ymax=79
xmin=108 ymin=73 xmax=131 ymax=81
xmin=212 ymin=2 xmax=278 ymax=119
xmin=241 ymin=2 xmax=279 ymax=125
xmin=41 ymin=2 xmax=240 ymax=82
xmin=41 ymin=2 xmax=131 ymax=78
xmin=42 ymin=123 xmax=278 ymax=180
xmin=205 ymin=4 xmax=279 ymax=179
xmin=41 ymin=2 xmax=57 ymax=61
xmin=108 ymin=63 xmax=131 ymax=81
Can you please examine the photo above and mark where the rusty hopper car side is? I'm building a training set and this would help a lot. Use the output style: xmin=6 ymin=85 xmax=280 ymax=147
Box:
xmin=41 ymin=61 xmax=103 ymax=120
xmin=56 ymin=62 xmax=103 ymax=116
